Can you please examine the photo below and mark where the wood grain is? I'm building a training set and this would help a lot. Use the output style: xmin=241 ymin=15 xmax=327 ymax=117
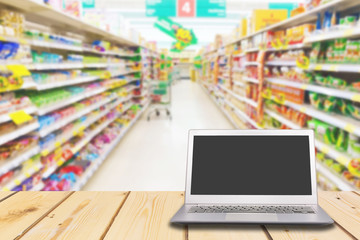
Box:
xmin=188 ymin=225 xmax=269 ymax=240
xmin=103 ymin=191 xmax=185 ymax=240
xmin=0 ymin=191 xmax=71 ymax=239
xmin=318 ymin=191 xmax=360 ymax=239
xmin=20 ymin=191 xmax=128 ymax=240
xmin=265 ymin=224 xmax=353 ymax=240
xmin=0 ymin=191 xmax=15 ymax=202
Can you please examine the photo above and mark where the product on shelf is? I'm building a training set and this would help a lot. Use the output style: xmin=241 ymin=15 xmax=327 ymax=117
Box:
xmin=24 ymin=29 xmax=82 ymax=47
xmin=310 ymin=39 xmax=360 ymax=64
xmin=0 ymin=10 xmax=24 ymax=37
xmin=266 ymin=83 xmax=305 ymax=104
xmin=0 ymin=135 xmax=38 ymax=162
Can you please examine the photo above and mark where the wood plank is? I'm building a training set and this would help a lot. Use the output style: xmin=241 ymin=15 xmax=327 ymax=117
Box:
xmin=21 ymin=192 xmax=129 ymax=240
xmin=188 ymin=225 xmax=269 ymax=240
xmin=103 ymin=191 xmax=185 ymax=240
xmin=265 ymin=224 xmax=353 ymax=240
xmin=0 ymin=191 xmax=71 ymax=239
xmin=0 ymin=191 xmax=15 ymax=202
xmin=318 ymin=191 xmax=360 ymax=239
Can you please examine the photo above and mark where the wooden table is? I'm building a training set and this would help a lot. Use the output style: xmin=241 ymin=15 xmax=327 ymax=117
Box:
xmin=0 ymin=191 xmax=359 ymax=240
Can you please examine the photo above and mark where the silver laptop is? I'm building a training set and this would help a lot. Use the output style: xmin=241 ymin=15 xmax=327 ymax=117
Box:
xmin=171 ymin=129 xmax=333 ymax=225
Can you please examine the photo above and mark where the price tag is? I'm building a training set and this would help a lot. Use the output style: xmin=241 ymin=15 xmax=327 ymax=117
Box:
xmin=345 ymin=124 xmax=355 ymax=133
xmin=343 ymin=29 xmax=355 ymax=37
xmin=314 ymin=65 xmax=322 ymax=71
xmin=0 ymin=36 xmax=6 ymax=41
xmin=351 ymin=94 xmax=360 ymax=102
xmin=9 ymin=110 xmax=33 ymax=125
xmin=41 ymin=149 xmax=49 ymax=157
xmin=14 ymin=179 xmax=21 ymax=186
xmin=73 ymin=130 xmax=78 ymax=136
xmin=300 ymin=84 xmax=307 ymax=90
xmin=19 ymin=38 xmax=28 ymax=45
xmin=34 ymin=165 xmax=40 ymax=172
xmin=320 ymin=146 xmax=330 ymax=154
xmin=56 ymin=160 xmax=64 ymax=166
xmin=25 ymin=172 xmax=31 ymax=178
xmin=336 ymin=156 xmax=350 ymax=166
xmin=55 ymin=141 xmax=61 ymax=148
xmin=299 ymin=107 xmax=306 ymax=113
xmin=329 ymin=65 xmax=338 ymax=72
xmin=6 ymin=65 xmax=31 ymax=77
xmin=2 ymin=187 xmax=10 ymax=191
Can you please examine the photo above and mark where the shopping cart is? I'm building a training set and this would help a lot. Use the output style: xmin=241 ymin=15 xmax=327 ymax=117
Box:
xmin=147 ymin=80 xmax=172 ymax=121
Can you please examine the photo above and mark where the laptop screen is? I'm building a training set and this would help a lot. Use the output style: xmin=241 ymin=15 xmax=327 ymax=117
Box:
xmin=191 ymin=135 xmax=312 ymax=195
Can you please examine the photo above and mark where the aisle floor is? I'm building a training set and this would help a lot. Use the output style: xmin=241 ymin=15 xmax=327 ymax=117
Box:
xmin=84 ymin=81 xmax=233 ymax=191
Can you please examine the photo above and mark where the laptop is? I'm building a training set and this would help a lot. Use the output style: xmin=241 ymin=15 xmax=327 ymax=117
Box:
xmin=171 ymin=129 xmax=333 ymax=225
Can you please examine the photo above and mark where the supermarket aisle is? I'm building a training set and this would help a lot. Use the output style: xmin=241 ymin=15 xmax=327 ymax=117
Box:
xmin=84 ymin=81 xmax=233 ymax=191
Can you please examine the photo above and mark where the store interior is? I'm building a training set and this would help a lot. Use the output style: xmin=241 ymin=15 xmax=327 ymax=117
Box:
xmin=0 ymin=0 xmax=359 ymax=192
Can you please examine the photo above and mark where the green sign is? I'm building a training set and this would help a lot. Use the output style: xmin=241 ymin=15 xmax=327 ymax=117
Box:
xmin=146 ymin=0 xmax=176 ymax=17
xmin=154 ymin=17 xmax=197 ymax=45
xmin=82 ymin=0 xmax=95 ymax=8
xmin=196 ymin=0 xmax=226 ymax=18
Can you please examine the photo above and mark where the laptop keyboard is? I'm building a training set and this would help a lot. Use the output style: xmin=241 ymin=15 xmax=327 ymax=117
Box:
xmin=188 ymin=205 xmax=315 ymax=214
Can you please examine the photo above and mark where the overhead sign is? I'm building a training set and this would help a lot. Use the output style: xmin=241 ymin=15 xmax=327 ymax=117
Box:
xmin=146 ymin=0 xmax=176 ymax=17
xmin=146 ymin=0 xmax=226 ymax=17
xmin=154 ymin=17 xmax=197 ymax=52
xmin=196 ymin=0 xmax=226 ymax=18
xmin=178 ymin=0 xmax=195 ymax=17
xmin=82 ymin=0 xmax=95 ymax=9
xmin=269 ymin=3 xmax=298 ymax=17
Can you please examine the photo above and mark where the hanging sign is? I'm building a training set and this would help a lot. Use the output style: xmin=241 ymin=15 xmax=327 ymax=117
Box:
xmin=82 ymin=0 xmax=95 ymax=9
xmin=178 ymin=0 xmax=195 ymax=17
xmin=196 ymin=0 xmax=226 ymax=17
xmin=154 ymin=17 xmax=197 ymax=52
xmin=146 ymin=0 xmax=176 ymax=17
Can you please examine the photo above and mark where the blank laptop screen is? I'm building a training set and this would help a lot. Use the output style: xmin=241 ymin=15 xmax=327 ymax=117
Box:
xmin=191 ymin=135 xmax=312 ymax=195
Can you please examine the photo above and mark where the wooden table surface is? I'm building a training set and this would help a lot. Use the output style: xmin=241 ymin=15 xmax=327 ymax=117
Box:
xmin=0 ymin=191 xmax=359 ymax=240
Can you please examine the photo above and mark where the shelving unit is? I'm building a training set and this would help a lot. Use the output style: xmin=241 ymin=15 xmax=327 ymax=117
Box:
xmin=0 ymin=0 xmax=156 ymax=191
xmin=199 ymin=0 xmax=360 ymax=191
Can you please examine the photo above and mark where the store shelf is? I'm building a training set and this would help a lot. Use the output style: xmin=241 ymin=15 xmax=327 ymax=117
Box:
xmin=266 ymin=43 xmax=310 ymax=51
xmin=218 ymin=85 xmax=258 ymax=108
xmin=40 ymin=97 xmax=126 ymax=158
xmin=314 ymin=140 xmax=352 ymax=167
xmin=29 ymin=39 xmax=83 ymax=52
xmin=1 ymin=161 xmax=43 ymax=191
xmin=233 ymin=81 xmax=246 ymax=87
xmin=316 ymin=162 xmax=356 ymax=191
xmin=245 ymin=47 xmax=259 ymax=53
xmin=244 ymin=61 xmax=259 ymax=66
xmin=38 ymin=97 xmax=113 ymax=137
xmin=36 ymin=87 xmax=106 ymax=115
xmin=30 ymin=181 xmax=45 ymax=191
xmin=0 ymin=121 xmax=39 ymax=146
xmin=264 ymin=109 xmax=302 ymax=129
xmin=225 ymin=99 xmax=262 ymax=129
xmin=71 ymin=102 xmax=150 ymax=190
xmin=0 ymin=106 xmax=37 ymax=125
xmin=0 ymin=146 xmax=40 ymax=176
xmin=35 ymin=76 xmax=100 ymax=90
xmin=224 ymin=0 xmax=357 ymax=48
xmin=266 ymin=61 xmax=297 ymax=66
xmin=42 ymin=113 xmax=121 ymax=179
xmin=281 ymin=100 xmax=360 ymax=137
xmin=0 ymin=0 xmax=139 ymax=47
xmin=308 ymin=63 xmax=360 ymax=73
xmin=27 ymin=62 xmax=84 ymax=71
xmin=200 ymin=84 xmax=238 ymax=128
xmin=305 ymin=28 xmax=360 ymax=43
xmin=242 ymin=76 xmax=259 ymax=84
xmin=266 ymin=78 xmax=360 ymax=102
